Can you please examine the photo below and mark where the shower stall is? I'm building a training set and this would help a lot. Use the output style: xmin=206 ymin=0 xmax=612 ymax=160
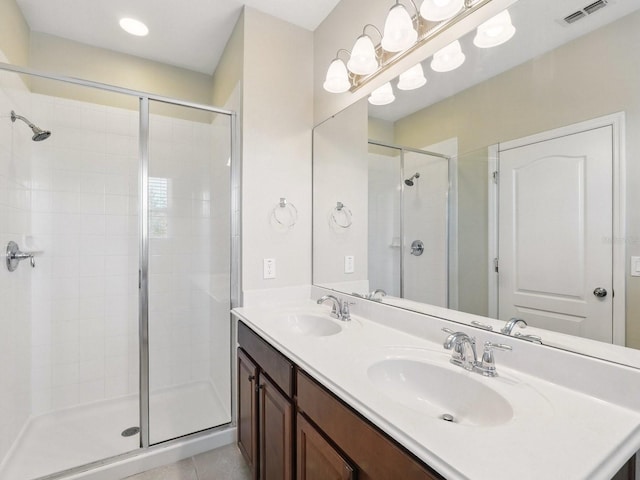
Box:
xmin=0 ymin=62 xmax=238 ymax=479
xmin=367 ymin=140 xmax=449 ymax=306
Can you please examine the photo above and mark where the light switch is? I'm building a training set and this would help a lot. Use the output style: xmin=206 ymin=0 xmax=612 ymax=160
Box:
xmin=632 ymin=257 xmax=640 ymax=277
xmin=344 ymin=255 xmax=355 ymax=274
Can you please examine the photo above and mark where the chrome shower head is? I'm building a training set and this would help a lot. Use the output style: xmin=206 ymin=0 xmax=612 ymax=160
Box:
xmin=10 ymin=110 xmax=52 ymax=142
xmin=404 ymin=172 xmax=420 ymax=186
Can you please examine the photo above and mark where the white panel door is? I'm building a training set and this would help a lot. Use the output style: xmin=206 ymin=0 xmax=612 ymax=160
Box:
xmin=498 ymin=126 xmax=613 ymax=342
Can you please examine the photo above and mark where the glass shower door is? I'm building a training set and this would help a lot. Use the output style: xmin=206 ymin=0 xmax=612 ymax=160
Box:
xmin=146 ymin=100 xmax=231 ymax=444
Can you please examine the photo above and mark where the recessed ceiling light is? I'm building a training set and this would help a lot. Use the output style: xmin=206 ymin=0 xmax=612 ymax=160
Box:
xmin=119 ymin=18 xmax=149 ymax=37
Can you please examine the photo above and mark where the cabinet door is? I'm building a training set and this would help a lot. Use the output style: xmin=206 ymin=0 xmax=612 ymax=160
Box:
xmin=238 ymin=348 xmax=258 ymax=480
xmin=259 ymin=375 xmax=293 ymax=480
xmin=297 ymin=413 xmax=355 ymax=480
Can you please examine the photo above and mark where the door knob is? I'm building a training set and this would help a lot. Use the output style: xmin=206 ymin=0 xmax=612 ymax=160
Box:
xmin=593 ymin=287 xmax=607 ymax=298
xmin=410 ymin=240 xmax=424 ymax=256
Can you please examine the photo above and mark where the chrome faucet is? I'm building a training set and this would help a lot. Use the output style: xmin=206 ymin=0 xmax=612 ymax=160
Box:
xmin=351 ymin=289 xmax=386 ymax=302
xmin=501 ymin=317 xmax=543 ymax=344
xmin=317 ymin=295 xmax=352 ymax=321
xmin=443 ymin=331 xmax=477 ymax=371
xmin=443 ymin=329 xmax=512 ymax=377
xmin=501 ymin=317 xmax=527 ymax=335
xmin=369 ymin=289 xmax=387 ymax=301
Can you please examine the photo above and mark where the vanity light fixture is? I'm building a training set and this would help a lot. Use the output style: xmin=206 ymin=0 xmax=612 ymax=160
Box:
xmin=368 ymin=82 xmax=396 ymax=105
xmin=473 ymin=9 xmax=516 ymax=48
xmin=430 ymin=40 xmax=466 ymax=72
xmin=347 ymin=25 xmax=382 ymax=75
xmin=322 ymin=0 xmax=499 ymax=94
xmin=323 ymin=50 xmax=352 ymax=93
xmin=397 ymin=63 xmax=427 ymax=90
xmin=420 ymin=0 xmax=465 ymax=22
xmin=381 ymin=1 xmax=419 ymax=53
xmin=119 ymin=17 xmax=149 ymax=37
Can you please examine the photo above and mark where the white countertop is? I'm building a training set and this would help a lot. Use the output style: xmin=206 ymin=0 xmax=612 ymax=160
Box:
xmin=233 ymin=300 xmax=640 ymax=480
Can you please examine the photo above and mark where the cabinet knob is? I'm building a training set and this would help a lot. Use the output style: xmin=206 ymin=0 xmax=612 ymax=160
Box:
xmin=248 ymin=375 xmax=255 ymax=381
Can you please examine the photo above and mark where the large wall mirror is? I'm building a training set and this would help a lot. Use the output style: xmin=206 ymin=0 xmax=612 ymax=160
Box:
xmin=313 ymin=0 xmax=640 ymax=366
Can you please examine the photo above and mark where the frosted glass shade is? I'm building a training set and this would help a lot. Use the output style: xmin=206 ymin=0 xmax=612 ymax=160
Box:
xmin=347 ymin=35 xmax=378 ymax=75
xmin=323 ymin=59 xmax=351 ymax=93
xmin=430 ymin=40 xmax=465 ymax=72
xmin=419 ymin=0 xmax=464 ymax=22
xmin=473 ymin=10 xmax=516 ymax=48
xmin=368 ymin=82 xmax=395 ymax=106
xmin=397 ymin=63 xmax=427 ymax=90
xmin=381 ymin=4 xmax=418 ymax=53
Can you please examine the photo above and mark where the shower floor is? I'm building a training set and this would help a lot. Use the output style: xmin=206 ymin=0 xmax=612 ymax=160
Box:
xmin=0 ymin=381 xmax=230 ymax=480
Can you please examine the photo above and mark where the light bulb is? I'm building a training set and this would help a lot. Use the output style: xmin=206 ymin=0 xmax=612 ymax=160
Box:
xmin=419 ymin=0 xmax=464 ymax=22
xmin=430 ymin=40 xmax=465 ymax=72
xmin=347 ymin=35 xmax=378 ymax=75
xmin=119 ymin=18 xmax=149 ymax=36
xmin=397 ymin=63 xmax=427 ymax=90
xmin=368 ymin=82 xmax=395 ymax=106
xmin=381 ymin=4 xmax=418 ymax=53
xmin=323 ymin=59 xmax=350 ymax=93
xmin=473 ymin=10 xmax=516 ymax=48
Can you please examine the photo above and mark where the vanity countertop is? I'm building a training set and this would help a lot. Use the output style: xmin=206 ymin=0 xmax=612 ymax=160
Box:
xmin=233 ymin=300 xmax=640 ymax=480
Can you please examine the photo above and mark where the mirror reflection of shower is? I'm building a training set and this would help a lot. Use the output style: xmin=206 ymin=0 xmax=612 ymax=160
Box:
xmin=404 ymin=172 xmax=420 ymax=186
xmin=10 ymin=110 xmax=51 ymax=141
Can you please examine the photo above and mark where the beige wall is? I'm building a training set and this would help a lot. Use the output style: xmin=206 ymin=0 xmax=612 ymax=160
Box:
xmin=211 ymin=12 xmax=244 ymax=110
xmin=394 ymin=11 xmax=640 ymax=348
xmin=314 ymin=98 xmax=369 ymax=287
xmin=0 ymin=0 xmax=30 ymax=67
xmin=29 ymin=33 xmax=214 ymax=110
xmin=241 ymin=8 xmax=314 ymax=292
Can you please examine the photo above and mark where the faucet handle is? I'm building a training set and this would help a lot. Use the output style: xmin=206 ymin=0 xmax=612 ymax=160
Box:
xmin=341 ymin=301 xmax=355 ymax=321
xmin=479 ymin=341 xmax=512 ymax=377
xmin=485 ymin=342 xmax=512 ymax=352
xmin=471 ymin=320 xmax=494 ymax=331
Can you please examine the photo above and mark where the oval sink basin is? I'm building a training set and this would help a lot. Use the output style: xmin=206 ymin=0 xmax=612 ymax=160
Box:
xmin=367 ymin=358 xmax=514 ymax=427
xmin=282 ymin=314 xmax=342 ymax=337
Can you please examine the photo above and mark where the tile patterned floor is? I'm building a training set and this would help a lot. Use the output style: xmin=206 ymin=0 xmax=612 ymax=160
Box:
xmin=122 ymin=444 xmax=251 ymax=480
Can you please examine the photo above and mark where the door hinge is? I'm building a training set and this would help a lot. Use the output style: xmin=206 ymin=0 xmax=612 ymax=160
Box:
xmin=492 ymin=171 xmax=499 ymax=184
xmin=494 ymin=258 xmax=499 ymax=273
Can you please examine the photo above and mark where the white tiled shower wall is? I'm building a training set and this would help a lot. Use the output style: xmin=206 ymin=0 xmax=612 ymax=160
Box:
xmin=28 ymin=93 xmax=140 ymax=415
xmin=0 ymin=72 xmax=230 ymax=460
xmin=0 ymin=71 xmax=32 ymax=462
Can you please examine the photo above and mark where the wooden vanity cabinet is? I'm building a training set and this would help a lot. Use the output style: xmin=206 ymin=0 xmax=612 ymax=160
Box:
xmin=297 ymin=370 xmax=444 ymax=480
xmin=237 ymin=348 xmax=259 ymax=478
xmin=238 ymin=322 xmax=294 ymax=480
xmin=297 ymin=413 xmax=354 ymax=480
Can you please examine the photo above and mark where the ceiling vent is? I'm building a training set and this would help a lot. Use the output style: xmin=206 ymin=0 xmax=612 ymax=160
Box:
xmin=563 ymin=0 xmax=608 ymax=25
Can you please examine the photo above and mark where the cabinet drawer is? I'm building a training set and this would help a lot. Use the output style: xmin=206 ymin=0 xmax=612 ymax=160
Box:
xmin=297 ymin=370 xmax=444 ymax=480
xmin=238 ymin=321 xmax=294 ymax=397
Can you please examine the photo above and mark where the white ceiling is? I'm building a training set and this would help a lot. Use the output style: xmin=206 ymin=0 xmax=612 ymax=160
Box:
xmin=15 ymin=0 xmax=342 ymax=75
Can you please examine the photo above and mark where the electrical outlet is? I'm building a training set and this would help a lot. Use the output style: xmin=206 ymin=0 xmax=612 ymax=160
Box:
xmin=263 ymin=258 xmax=276 ymax=279
xmin=344 ymin=255 xmax=355 ymax=274
xmin=632 ymin=257 xmax=640 ymax=277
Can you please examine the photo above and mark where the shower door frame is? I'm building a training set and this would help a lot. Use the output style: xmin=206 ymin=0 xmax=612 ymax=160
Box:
xmin=0 ymin=61 xmax=241 ymax=475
